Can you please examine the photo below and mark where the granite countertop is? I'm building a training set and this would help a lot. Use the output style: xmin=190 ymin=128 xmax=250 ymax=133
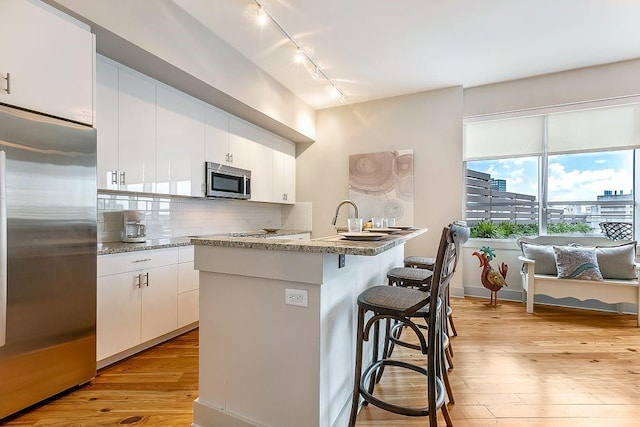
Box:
xmin=192 ymin=228 xmax=428 ymax=256
xmin=97 ymin=229 xmax=311 ymax=255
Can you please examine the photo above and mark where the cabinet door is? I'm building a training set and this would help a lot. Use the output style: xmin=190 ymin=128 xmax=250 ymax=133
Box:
xmin=141 ymin=264 xmax=178 ymax=342
xmin=178 ymin=290 xmax=199 ymax=328
xmin=227 ymin=117 xmax=248 ymax=169
xmin=118 ymin=69 xmax=156 ymax=193
xmin=282 ymin=140 xmax=296 ymax=203
xmin=273 ymin=137 xmax=296 ymax=203
xmin=178 ymin=261 xmax=199 ymax=294
xmin=247 ymin=127 xmax=273 ymax=202
xmin=0 ymin=0 xmax=93 ymax=124
xmin=96 ymin=57 xmax=119 ymax=190
xmin=157 ymin=86 xmax=205 ymax=196
xmin=97 ymin=272 xmax=142 ymax=361
xmin=205 ymin=106 xmax=229 ymax=165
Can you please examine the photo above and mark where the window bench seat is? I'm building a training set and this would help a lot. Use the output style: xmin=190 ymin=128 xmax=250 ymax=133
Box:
xmin=516 ymin=236 xmax=640 ymax=326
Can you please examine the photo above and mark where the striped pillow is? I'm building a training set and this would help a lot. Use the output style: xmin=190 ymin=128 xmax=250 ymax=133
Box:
xmin=596 ymin=242 xmax=637 ymax=280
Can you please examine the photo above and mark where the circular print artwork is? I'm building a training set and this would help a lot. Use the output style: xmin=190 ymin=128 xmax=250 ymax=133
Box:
xmin=349 ymin=151 xmax=398 ymax=195
xmin=394 ymin=153 xmax=413 ymax=178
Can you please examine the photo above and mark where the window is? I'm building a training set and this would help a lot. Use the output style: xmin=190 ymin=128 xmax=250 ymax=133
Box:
xmin=464 ymin=103 xmax=640 ymax=238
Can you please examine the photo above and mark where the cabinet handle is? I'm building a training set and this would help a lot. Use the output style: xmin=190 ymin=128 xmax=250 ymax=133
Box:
xmin=131 ymin=258 xmax=151 ymax=263
xmin=145 ymin=272 xmax=149 ymax=287
xmin=229 ymin=153 xmax=233 ymax=163
xmin=120 ymin=171 xmax=126 ymax=186
xmin=3 ymin=73 xmax=10 ymax=95
xmin=225 ymin=153 xmax=229 ymax=162
xmin=135 ymin=274 xmax=141 ymax=288
xmin=111 ymin=170 xmax=118 ymax=185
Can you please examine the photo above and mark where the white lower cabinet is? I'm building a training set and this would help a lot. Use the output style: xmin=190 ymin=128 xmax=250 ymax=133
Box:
xmin=178 ymin=246 xmax=199 ymax=327
xmin=97 ymin=247 xmax=184 ymax=363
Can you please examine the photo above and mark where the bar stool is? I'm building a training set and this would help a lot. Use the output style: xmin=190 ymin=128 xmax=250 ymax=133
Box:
xmin=404 ymin=222 xmax=470 ymax=338
xmin=348 ymin=226 xmax=456 ymax=427
xmin=404 ymin=263 xmax=457 ymax=338
xmin=378 ymin=264 xmax=453 ymax=374
xmin=376 ymin=266 xmax=433 ymax=380
xmin=404 ymin=258 xmax=457 ymax=337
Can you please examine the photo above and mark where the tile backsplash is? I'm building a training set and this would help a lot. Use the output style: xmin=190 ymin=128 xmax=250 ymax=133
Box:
xmin=98 ymin=192 xmax=312 ymax=243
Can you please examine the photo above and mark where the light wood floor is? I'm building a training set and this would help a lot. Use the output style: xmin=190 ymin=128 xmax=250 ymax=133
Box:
xmin=4 ymin=297 xmax=640 ymax=426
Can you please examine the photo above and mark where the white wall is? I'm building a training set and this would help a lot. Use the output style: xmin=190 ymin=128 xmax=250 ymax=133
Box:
xmin=298 ymin=86 xmax=465 ymax=292
xmin=49 ymin=0 xmax=316 ymax=142
xmin=464 ymin=58 xmax=640 ymax=117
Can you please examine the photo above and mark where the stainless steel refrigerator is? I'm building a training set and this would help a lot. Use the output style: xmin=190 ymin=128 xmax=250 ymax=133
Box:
xmin=0 ymin=103 xmax=97 ymax=419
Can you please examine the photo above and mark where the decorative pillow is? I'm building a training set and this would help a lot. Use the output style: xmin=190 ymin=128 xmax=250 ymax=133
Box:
xmin=553 ymin=246 xmax=603 ymax=281
xmin=521 ymin=243 xmax=557 ymax=275
xmin=596 ymin=241 xmax=637 ymax=280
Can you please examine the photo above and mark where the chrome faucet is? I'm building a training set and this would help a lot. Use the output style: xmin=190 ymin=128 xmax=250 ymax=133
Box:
xmin=332 ymin=199 xmax=360 ymax=225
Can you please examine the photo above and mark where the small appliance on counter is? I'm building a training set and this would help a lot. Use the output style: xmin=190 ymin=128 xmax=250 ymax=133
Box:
xmin=122 ymin=210 xmax=147 ymax=243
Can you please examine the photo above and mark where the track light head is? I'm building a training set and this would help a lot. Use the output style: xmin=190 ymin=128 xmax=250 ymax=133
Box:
xmin=256 ymin=5 xmax=268 ymax=26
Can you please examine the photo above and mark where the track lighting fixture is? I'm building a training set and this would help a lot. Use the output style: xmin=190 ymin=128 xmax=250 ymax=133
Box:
xmin=252 ymin=0 xmax=347 ymax=103
xmin=256 ymin=5 xmax=268 ymax=26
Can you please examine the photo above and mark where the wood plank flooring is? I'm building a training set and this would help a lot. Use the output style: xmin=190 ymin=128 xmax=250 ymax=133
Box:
xmin=3 ymin=297 xmax=640 ymax=426
xmin=2 ymin=331 xmax=198 ymax=426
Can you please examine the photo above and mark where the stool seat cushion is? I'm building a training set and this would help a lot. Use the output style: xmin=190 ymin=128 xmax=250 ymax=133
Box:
xmin=404 ymin=256 xmax=436 ymax=269
xmin=387 ymin=266 xmax=432 ymax=283
xmin=358 ymin=285 xmax=431 ymax=316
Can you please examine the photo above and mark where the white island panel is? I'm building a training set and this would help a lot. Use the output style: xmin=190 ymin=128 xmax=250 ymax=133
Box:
xmin=193 ymin=229 xmax=426 ymax=427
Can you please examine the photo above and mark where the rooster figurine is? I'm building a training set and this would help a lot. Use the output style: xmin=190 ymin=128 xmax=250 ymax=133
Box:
xmin=472 ymin=246 xmax=508 ymax=306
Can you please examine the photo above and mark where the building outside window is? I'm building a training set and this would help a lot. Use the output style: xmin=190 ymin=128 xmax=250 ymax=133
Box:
xmin=464 ymin=102 xmax=639 ymax=239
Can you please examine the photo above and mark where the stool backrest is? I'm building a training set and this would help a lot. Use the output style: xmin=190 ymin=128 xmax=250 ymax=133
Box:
xmin=424 ymin=225 xmax=457 ymax=409
xmin=430 ymin=226 xmax=456 ymax=307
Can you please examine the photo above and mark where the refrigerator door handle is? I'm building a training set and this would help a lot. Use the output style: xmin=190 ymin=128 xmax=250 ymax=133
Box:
xmin=0 ymin=151 xmax=6 ymax=347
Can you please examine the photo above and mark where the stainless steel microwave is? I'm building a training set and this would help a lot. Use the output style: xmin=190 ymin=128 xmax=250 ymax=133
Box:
xmin=205 ymin=162 xmax=251 ymax=199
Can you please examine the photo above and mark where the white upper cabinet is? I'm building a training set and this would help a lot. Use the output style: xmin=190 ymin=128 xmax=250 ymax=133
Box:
xmin=96 ymin=58 xmax=120 ymax=190
xmin=205 ymin=106 xmax=229 ymax=165
xmin=246 ymin=126 xmax=274 ymax=203
xmin=207 ymin=112 xmax=247 ymax=169
xmin=157 ymin=85 xmax=205 ymax=196
xmin=118 ymin=69 xmax=156 ymax=193
xmin=0 ymin=0 xmax=94 ymax=125
xmin=273 ymin=137 xmax=296 ymax=204
xmin=96 ymin=56 xmax=296 ymax=202
xmin=227 ymin=117 xmax=249 ymax=170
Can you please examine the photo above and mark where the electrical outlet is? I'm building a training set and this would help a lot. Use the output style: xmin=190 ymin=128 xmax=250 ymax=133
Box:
xmin=285 ymin=288 xmax=308 ymax=307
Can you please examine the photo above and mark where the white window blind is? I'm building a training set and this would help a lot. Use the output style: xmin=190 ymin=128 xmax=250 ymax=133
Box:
xmin=464 ymin=115 xmax=544 ymax=161
xmin=547 ymin=104 xmax=640 ymax=154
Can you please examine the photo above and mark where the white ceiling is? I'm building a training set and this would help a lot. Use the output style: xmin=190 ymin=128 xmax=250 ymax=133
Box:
xmin=172 ymin=0 xmax=640 ymax=110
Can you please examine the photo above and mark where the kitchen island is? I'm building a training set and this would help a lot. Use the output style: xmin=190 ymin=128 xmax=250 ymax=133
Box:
xmin=191 ymin=228 xmax=427 ymax=427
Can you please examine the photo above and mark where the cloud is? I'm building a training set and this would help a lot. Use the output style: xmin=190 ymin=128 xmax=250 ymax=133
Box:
xmin=548 ymin=162 xmax=632 ymax=200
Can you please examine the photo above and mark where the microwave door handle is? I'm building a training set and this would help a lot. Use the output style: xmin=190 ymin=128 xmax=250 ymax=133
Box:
xmin=0 ymin=151 xmax=6 ymax=347
xmin=244 ymin=176 xmax=250 ymax=197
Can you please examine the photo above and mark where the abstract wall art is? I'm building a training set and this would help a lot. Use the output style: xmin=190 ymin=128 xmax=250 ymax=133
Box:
xmin=348 ymin=149 xmax=414 ymax=225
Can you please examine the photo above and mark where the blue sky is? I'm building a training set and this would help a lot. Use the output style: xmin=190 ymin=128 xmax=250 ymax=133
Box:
xmin=468 ymin=150 xmax=633 ymax=201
